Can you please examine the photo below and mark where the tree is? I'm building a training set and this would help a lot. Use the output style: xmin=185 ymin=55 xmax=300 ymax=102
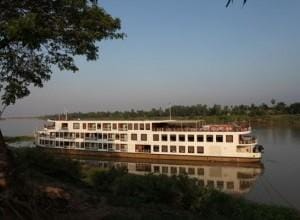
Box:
xmin=226 ymin=0 xmax=247 ymax=7
xmin=289 ymin=103 xmax=300 ymax=114
xmin=0 ymin=0 xmax=125 ymax=117
xmin=271 ymin=98 xmax=276 ymax=106
xmin=0 ymin=0 xmax=124 ymax=189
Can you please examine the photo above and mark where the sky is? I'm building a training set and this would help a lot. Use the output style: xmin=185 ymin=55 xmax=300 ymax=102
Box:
xmin=4 ymin=0 xmax=300 ymax=117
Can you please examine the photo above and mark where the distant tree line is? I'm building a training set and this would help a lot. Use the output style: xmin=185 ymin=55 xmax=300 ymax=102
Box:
xmin=47 ymin=101 xmax=300 ymax=120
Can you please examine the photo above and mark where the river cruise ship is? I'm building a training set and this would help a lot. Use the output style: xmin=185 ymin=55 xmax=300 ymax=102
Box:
xmin=35 ymin=120 xmax=263 ymax=162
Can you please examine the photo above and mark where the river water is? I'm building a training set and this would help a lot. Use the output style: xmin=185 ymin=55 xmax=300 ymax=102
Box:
xmin=0 ymin=118 xmax=299 ymax=210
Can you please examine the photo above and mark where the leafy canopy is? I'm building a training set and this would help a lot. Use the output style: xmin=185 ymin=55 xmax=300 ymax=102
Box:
xmin=0 ymin=0 xmax=124 ymax=111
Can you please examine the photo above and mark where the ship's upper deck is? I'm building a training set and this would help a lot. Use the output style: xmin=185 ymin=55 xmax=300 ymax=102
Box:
xmin=43 ymin=119 xmax=251 ymax=133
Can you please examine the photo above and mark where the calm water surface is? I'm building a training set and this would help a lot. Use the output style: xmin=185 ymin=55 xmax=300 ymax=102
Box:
xmin=0 ymin=118 xmax=44 ymax=136
xmin=0 ymin=118 xmax=299 ymax=209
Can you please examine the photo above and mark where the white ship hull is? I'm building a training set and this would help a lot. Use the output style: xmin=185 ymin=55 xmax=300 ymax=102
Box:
xmin=36 ymin=119 xmax=263 ymax=162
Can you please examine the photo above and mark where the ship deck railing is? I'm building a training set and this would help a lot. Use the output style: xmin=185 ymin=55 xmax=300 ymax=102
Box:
xmin=152 ymin=127 xmax=250 ymax=132
xmin=239 ymin=139 xmax=257 ymax=144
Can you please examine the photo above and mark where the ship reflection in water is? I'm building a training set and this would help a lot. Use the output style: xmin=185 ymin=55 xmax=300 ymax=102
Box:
xmin=75 ymin=157 xmax=263 ymax=195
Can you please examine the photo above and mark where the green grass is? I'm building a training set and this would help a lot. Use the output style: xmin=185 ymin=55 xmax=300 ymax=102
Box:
xmin=4 ymin=135 xmax=35 ymax=143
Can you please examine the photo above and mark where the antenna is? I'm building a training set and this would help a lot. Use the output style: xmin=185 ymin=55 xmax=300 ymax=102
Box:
xmin=168 ymin=103 xmax=172 ymax=120
xmin=64 ymin=107 xmax=68 ymax=121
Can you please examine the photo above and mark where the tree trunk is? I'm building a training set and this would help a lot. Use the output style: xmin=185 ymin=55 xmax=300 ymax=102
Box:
xmin=0 ymin=129 xmax=10 ymax=189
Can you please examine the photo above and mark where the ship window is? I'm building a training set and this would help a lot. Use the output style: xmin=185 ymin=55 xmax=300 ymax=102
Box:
xmin=161 ymin=134 xmax=168 ymax=141
xmin=103 ymin=143 xmax=107 ymax=149
xmin=171 ymin=167 xmax=177 ymax=174
xmin=73 ymin=123 xmax=80 ymax=129
xmin=197 ymin=168 xmax=204 ymax=175
xmin=197 ymin=135 xmax=204 ymax=142
xmin=128 ymin=123 xmax=133 ymax=130
xmin=153 ymin=145 xmax=160 ymax=152
xmin=153 ymin=134 xmax=159 ymax=141
xmin=188 ymin=168 xmax=195 ymax=175
xmin=206 ymin=135 xmax=213 ymax=142
xmin=131 ymin=133 xmax=137 ymax=141
xmin=97 ymin=123 xmax=101 ymax=129
xmin=83 ymin=123 xmax=86 ymax=129
xmin=103 ymin=123 xmax=111 ymax=131
xmin=188 ymin=146 xmax=194 ymax=153
xmin=197 ymin=146 xmax=204 ymax=154
xmin=217 ymin=181 xmax=224 ymax=189
xmin=140 ymin=123 xmax=144 ymax=130
xmin=227 ymin=181 xmax=234 ymax=190
xmin=134 ymin=123 xmax=139 ymax=130
xmin=170 ymin=145 xmax=176 ymax=153
xmin=162 ymin=145 xmax=168 ymax=152
xmin=61 ymin=123 xmax=68 ymax=130
xmin=216 ymin=135 xmax=223 ymax=142
xmin=146 ymin=123 xmax=150 ymax=130
xmin=207 ymin=180 xmax=214 ymax=187
xmin=188 ymin=135 xmax=194 ymax=142
xmin=141 ymin=134 xmax=147 ymax=141
xmin=113 ymin=123 xmax=117 ymax=130
xmin=226 ymin=135 xmax=233 ymax=143
xmin=153 ymin=166 xmax=160 ymax=173
xmin=162 ymin=166 xmax=168 ymax=173
xmin=170 ymin=135 xmax=176 ymax=142
xmin=121 ymin=144 xmax=127 ymax=151
xmin=179 ymin=146 xmax=185 ymax=153
xmin=179 ymin=135 xmax=185 ymax=142
xmin=179 ymin=167 xmax=186 ymax=174
xmin=88 ymin=123 xmax=96 ymax=131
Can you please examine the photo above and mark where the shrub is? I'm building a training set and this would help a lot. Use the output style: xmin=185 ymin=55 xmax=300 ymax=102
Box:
xmin=12 ymin=148 xmax=82 ymax=183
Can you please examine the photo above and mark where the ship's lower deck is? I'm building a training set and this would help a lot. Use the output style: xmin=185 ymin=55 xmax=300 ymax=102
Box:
xmin=37 ymin=146 xmax=261 ymax=163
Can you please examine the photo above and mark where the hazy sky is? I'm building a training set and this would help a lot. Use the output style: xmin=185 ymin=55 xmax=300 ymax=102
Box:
xmin=4 ymin=0 xmax=300 ymax=117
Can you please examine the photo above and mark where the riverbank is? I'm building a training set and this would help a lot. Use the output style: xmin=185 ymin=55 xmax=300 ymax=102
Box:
xmin=1 ymin=147 xmax=299 ymax=219
xmin=4 ymin=136 xmax=34 ymax=143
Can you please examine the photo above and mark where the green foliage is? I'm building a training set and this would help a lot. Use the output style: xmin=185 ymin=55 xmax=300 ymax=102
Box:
xmin=4 ymin=135 xmax=34 ymax=143
xmin=88 ymin=168 xmax=300 ymax=220
xmin=45 ymin=102 xmax=300 ymax=123
xmin=0 ymin=0 xmax=124 ymax=109
xmin=2 ymin=149 xmax=299 ymax=219
xmin=226 ymin=0 xmax=247 ymax=8
xmin=13 ymin=147 xmax=82 ymax=183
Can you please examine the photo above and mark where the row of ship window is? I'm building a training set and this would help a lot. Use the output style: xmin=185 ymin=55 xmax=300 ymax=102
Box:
xmin=39 ymin=140 xmax=127 ymax=151
xmin=40 ymin=139 xmax=205 ymax=154
xmin=61 ymin=122 xmax=151 ymax=131
xmin=152 ymin=145 xmax=204 ymax=154
xmin=47 ymin=132 xmax=234 ymax=143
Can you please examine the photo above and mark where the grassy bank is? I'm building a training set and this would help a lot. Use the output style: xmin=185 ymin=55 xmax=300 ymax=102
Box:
xmin=1 ymin=148 xmax=299 ymax=219
xmin=4 ymin=136 xmax=35 ymax=143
